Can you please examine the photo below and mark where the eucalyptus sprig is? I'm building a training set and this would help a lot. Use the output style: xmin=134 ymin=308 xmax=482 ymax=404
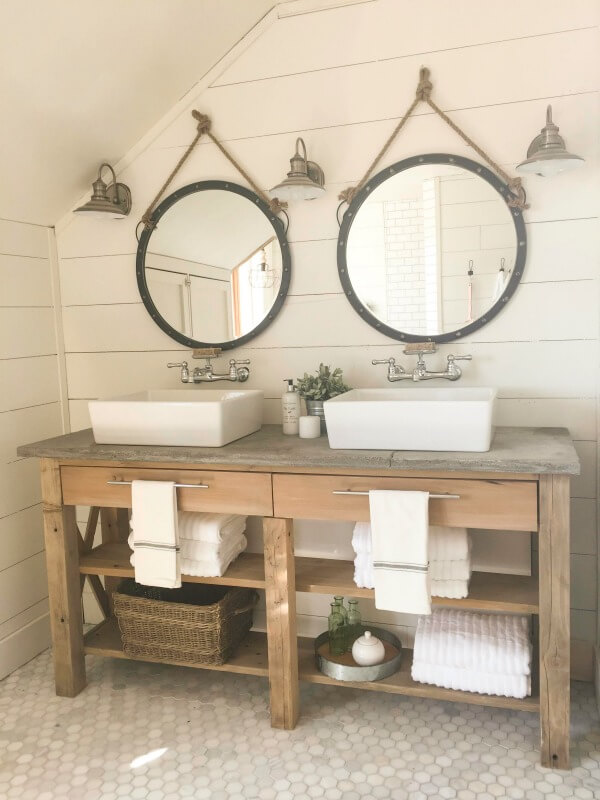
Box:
xmin=296 ymin=363 xmax=351 ymax=401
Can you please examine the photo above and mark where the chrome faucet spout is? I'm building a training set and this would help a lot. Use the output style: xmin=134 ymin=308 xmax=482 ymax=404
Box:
xmin=167 ymin=356 xmax=251 ymax=383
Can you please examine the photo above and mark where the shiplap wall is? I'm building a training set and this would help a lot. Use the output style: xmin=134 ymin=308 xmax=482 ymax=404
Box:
xmin=56 ymin=0 xmax=599 ymax=660
xmin=0 ymin=219 xmax=65 ymax=677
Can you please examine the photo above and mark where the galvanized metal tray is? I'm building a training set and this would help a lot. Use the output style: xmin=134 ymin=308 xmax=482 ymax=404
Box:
xmin=314 ymin=627 xmax=403 ymax=682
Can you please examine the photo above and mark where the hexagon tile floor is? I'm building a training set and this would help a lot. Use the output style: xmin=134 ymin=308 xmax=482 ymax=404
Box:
xmin=0 ymin=651 xmax=599 ymax=800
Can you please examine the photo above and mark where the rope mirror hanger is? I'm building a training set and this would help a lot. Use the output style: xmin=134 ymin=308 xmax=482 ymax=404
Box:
xmin=336 ymin=67 xmax=529 ymax=226
xmin=135 ymin=111 xmax=289 ymax=241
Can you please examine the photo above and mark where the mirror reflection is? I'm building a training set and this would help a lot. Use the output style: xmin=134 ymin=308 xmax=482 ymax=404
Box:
xmin=144 ymin=189 xmax=284 ymax=344
xmin=346 ymin=164 xmax=518 ymax=337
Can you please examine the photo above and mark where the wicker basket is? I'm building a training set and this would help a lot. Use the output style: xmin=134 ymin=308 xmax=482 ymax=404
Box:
xmin=113 ymin=584 xmax=258 ymax=666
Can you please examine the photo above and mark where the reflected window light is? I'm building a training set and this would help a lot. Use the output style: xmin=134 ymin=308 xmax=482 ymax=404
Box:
xmin=130 ymin=747 xmax=168 ymax=769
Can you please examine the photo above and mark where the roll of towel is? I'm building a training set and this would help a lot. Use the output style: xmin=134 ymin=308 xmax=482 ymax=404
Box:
xmin=413 ymin=608 xmax=531 ymax=676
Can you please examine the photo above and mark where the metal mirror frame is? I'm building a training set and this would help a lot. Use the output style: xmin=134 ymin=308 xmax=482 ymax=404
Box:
xmin=136 ymin=180 xmax=291 ymax=351
xmin=337 ymin=153 xmax=527 ymax=344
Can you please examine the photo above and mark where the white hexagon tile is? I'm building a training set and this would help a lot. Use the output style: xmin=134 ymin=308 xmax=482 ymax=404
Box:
xmin=0 ymin=651 xmax=599 ymax=800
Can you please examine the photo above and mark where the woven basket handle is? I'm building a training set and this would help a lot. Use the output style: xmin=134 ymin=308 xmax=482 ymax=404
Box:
xmin=231 ymin=592 xmax=259 ymax=616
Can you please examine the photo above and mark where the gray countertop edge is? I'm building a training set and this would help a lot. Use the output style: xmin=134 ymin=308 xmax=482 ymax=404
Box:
xmin=16 ymin=425 xmax=581 ymax=476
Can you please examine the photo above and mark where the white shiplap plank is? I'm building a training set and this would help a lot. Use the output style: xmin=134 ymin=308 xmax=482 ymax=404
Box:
xmin=68 ymin=399 xmax=92 ymax=432
xmin=571 ymin=609 xmax=597 ymax=643
xmin=0 ymin=551 xmax=48 ymax=626
xmin=0 ymin=308 xmax=57 ymax=359
xmin=0 ymin=459 xmax=42 ymax=519
xmin=571 ymin=441 xmax=597 ymax=500
xmin=0 ymin=219 xmax=49 ymax=258
xmin=0 ymin=255 xmax=52 ymax=306
xmin=0 ymin=356 xmax=61 ymax=412
xmin=0 ymin=505 xmax=44 ymax=573
xmin=494 ymin=398 xmax=596 ymax=441
xmin=571 ymin=553 xmax=597 ymax=611
xmin=571 ymin=498 xmax=597 ymax=556
xmin=0 ymin=598 xmax=48 ymax=642
xmin=60 ymin=254 xmax=138 ymax=306
xmin=0 ymin=614 xmax=51 ymax=681
xmin=0 ymin=403 xmax=62 ymax=463
xmin=216 ymin=0 xmax=599 ymax=85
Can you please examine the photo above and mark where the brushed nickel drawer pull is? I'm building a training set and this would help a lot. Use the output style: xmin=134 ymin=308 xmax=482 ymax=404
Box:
xmin=107 ymin=480 xmax=209 ymax=489
xmin=332 ymin=490 xmax=460 ymax=499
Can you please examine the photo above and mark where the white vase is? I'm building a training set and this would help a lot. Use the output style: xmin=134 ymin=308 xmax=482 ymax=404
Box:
xmin=351 ymin=630 xmax=385 ymax=666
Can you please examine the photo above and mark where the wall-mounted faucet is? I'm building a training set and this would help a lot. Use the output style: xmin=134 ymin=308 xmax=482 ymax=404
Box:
xmin=372 ymin=346 xmax=472 ymax=382
xmin=167 ymin=356 xmax=251 ymax=383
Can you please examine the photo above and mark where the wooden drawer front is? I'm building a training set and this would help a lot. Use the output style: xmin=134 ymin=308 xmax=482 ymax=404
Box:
xmin=61 ymin=466 xmax=273 ymax=516
xmin=273 ymin=474 xmax=538 ymax=531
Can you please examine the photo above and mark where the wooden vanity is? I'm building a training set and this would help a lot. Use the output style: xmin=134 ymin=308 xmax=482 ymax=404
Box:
xmin=19 ymin=425 xmax=579 ymax=769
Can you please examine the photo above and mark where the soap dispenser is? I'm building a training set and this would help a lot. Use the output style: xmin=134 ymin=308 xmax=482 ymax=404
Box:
xmin=282 ymin=379 xmax=300 ymax=435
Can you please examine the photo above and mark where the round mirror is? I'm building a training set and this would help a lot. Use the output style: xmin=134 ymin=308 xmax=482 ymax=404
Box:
xmin=338 ymin=155 xmax=526 ymax=343
xmin=137 ymin=181 xmax=291 ymax=349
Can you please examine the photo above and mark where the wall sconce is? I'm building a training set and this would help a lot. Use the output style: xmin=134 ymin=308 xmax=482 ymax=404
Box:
xmin=74 ymin=163 xmax=132 ymax=218
xmin=270 ymin=138 xmax=325 ymax=201
xmin=516 ymin=105 xmax=584 ymax=177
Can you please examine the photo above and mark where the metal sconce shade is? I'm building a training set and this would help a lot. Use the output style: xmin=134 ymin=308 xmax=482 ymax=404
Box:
xmin=270 ymin=137 xmax=325 ymax=201
xmin=74 ymin=163 xmax=132 ymax=218
xmin=516 ymin=105 xmax=584 ymax=177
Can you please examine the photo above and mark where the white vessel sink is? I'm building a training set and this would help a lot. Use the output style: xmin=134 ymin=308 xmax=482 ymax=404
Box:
xmin=89 ymin=389 xmax=263 ymax=447
xmin=324 ymin=388 xmax=496 ymax=452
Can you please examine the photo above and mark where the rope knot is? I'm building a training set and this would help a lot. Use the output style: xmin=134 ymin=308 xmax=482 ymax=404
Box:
xmin=415 ymin=67 xmax=432 ymax=101
xmin=268 ymin=197 xmax=288 ymax=215
xmin=338 ymin=187 xmax=357 ymax=205
xmin=506 ymin=177 xmax=529 ymax=210
xmin=191 ymin=110 xmax=211 ymax=135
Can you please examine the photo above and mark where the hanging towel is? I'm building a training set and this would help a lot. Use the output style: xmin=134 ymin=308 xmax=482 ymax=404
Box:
xmin=493 ymin=269 xmax=508 ymax=301
xmin=177 ymin=511 xmax=247 ymax=543
xmin=410 ymin=661 xmax=531 ymax=699
xmin=413 ymin=609 xmax=531 ymax=675
xmin=369 ymin=490 xmax=431 ymax=615
xmin=430 ymin=579 xmax=470 ymax=599
xmin=429 ymin=526 xmax=470 ymax=562
xmin=130 ymin=480 xmax=181 ymax=589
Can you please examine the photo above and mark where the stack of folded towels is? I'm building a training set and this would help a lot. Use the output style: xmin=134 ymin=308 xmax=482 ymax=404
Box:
xmin=411 ymin=608 xmax=532 ymax=698
xmin=352 ymin=523 xmax=472 ymax=599
xmin=129 ymin=511 xmax=247 ymax=578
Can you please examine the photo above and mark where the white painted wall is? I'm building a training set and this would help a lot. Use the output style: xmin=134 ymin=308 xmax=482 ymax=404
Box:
xmin=0 ymin=220 xmax=66 ymax=677
xmin=55 ymin=0 xmax=599 ymax=664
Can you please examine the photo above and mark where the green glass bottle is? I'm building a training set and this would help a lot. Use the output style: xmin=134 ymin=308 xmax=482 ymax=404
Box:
xmin=328 ymin=602 xmax=345 ymax=656
xmin=347 ymin=599 xmax=362 ymax=648
xmin=333 ymin=595 xmax=349 ymax=651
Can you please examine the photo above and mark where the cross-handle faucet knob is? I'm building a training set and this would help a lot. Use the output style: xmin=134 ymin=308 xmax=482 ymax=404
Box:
xmin=447 ymin=354 xmax=472 ymax=363
xmin=228 ymin=358 xmax=251 ymax=382
xmin=229 ymin=359 xmax=250 ymax=366
xmin=372 ymin=357 xmax=396 ymax=366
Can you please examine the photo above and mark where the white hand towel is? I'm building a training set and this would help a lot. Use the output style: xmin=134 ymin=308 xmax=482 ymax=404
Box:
xmin=352 ymin=522 xmax=372 ymax=555
xmin=177 ymin=512 xmax=247 ymax=543
xmin=369 ymin=490 xmax=431 ymax=615
xmin=429 ymin=557 xmax=472 ymax=581
xmin=431 ymin=578 xmax=470 ymax=599
xmin=413 ymin=609 xmax=530 ymax=675
xmin=180 ymin=535 xmax=247 ymax=577
xmin=130 ymin=480 xmax=181 ymax=589
xmin=410 ymin=661 xmax=531 ymax=699
xmin=353 ymin=553 xmax=375 ymax=589
xmin=429 ymin=527 xmax=470 ymax=562
xmin=179 ymin=534 xmax=246 ymax=562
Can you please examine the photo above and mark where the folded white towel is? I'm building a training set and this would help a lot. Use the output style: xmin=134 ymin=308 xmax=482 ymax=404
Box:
xmin=179 ymin=534 xmax=246 ymax=562
xmin=431 ymin=579 xmax=470 ymax=599
xmin=369 ymin=490 xmax=431 ymax=615
xmin=130 ymin=480 xmax=181 ymax=589
xmin=353 ymin=552 xmax=375 ymax=589
xmin=413 ymin=609 xmax=531 ymax=676
xmin=429 ymin=527 xmax=470 ymax=562
xmin=410 ymin=661 xmax=531 ymax=699
xmin=429 ymin=557 xmax=472 ymax=582
xmin=177 ymin=511 xmax=247 ymax=543
xmin=352 ymin=522 xmax=372 ymax=555
xmin=131 ymin=535 xmax=247 ymax=578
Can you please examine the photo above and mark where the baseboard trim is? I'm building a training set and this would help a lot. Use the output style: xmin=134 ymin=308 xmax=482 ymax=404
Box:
xmin=0 ymin=613 xmax=51 ymax=680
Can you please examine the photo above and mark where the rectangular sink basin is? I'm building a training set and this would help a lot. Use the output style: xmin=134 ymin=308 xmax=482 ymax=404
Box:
xmin=324 ymin=388 xmax=496 ymax=452
xmin=89 ymin=389 xmax=263 ymax=447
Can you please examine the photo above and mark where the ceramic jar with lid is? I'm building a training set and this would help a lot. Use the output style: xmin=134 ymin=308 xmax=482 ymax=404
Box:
xmin=351 ymin=630 xmax=386 ymax=666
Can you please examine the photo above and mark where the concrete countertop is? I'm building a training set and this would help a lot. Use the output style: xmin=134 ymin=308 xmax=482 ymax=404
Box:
xmin=17 ymin=425 xmax=580 ymax=475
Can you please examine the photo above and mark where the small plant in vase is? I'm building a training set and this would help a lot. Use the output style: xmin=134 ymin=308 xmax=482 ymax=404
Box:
xmin=296 ymin=363 xmax=351 ymax=433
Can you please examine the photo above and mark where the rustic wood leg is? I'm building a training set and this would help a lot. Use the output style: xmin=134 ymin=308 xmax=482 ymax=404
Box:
xmin=263 ymin=517 xmax=299 ymax=729
xmin=538 ymin=474 xmax=570 ymax=769
xmin=40 ymin=458 xmax=86 ymax=697
xmin=100 ymin=507 xmax=130 ymax=611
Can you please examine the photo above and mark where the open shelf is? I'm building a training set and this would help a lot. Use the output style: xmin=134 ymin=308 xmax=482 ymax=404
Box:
xmin=81 ymin=543 xmax=538 ymax=614
xmin=84 ymin=620 xmax=538 ymax=713
xmin=297 ymin=637 xmax=539 ymax=713
xmin=84 ymin=617 xmax=269 ymax=677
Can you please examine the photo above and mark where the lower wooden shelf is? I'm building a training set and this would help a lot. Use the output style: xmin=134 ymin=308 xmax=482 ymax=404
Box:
xmin=84 ymin=617 xmax=269 ymax=677
xmin=79 ymin=543 xmax=539 ymax=614
xmin=84 ymin=619 xmax=538 ymax=713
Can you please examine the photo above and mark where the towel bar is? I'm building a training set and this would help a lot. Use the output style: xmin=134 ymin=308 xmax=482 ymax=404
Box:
xmin=107 ymin=480 xmax=209 ymax=489
xmin=332 ymin=490 xmax=460 ymax=499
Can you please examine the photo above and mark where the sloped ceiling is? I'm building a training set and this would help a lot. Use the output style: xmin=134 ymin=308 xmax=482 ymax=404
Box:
xmin=0 ymin=0 xmax=276 ymax=226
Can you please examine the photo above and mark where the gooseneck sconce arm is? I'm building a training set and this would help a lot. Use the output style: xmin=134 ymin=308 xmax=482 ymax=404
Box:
xmin=516 ymin=105 xmax=585 ymax=178
xmin=74 ymin=163 xmax=132 ymax=218
xmin=269 ymin=137 xmax=325 ymax=201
